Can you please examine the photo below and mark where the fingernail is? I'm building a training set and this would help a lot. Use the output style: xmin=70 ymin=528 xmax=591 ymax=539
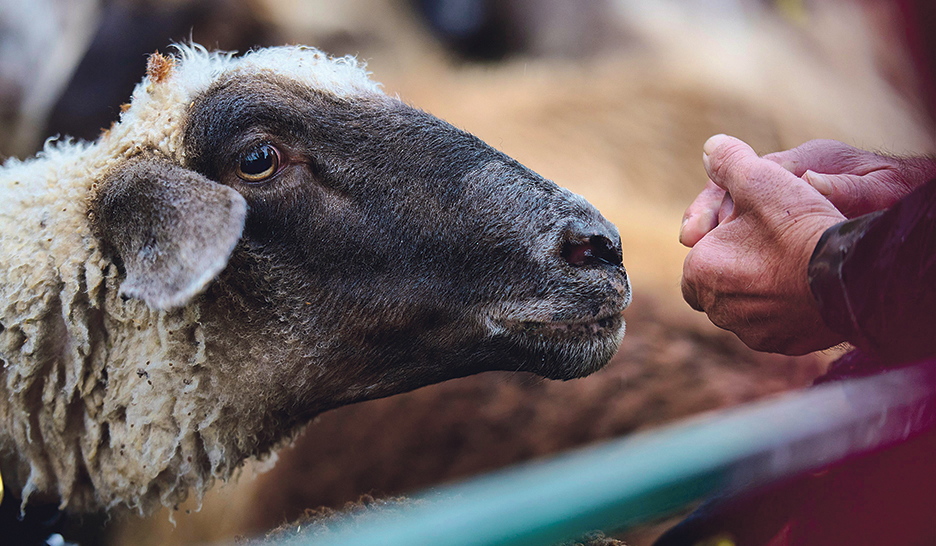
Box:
xmin=803 ymin=170 xmax=833 ymax=196
xmin=702 ymin=135 xmax=729 ymax=175
xmin=679 ymin=209 xmax=716 ymax=247
xmin=702 ymin=134 xmax=729 ymax=156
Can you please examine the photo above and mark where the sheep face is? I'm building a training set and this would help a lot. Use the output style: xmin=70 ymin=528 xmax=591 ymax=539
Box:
xmin=95 ymin=66 xmax=630 ymax=416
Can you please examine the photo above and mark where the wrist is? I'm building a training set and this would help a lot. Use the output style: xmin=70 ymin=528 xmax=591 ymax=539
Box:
xmin=806 ymin=212 xmax=883 ymax=345
xmin=776 ymin=215 xmax=848 ymax=354
xmin=896 ymin=155 xmax=936 ymax=191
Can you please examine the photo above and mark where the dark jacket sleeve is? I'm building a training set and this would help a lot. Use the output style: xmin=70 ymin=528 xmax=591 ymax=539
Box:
xmin=807 ymin=177 xmax=936 ymax=365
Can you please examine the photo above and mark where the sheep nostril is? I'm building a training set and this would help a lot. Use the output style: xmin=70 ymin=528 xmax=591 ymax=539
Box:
xmin=561 ymin=234 xmax=623 ymax=268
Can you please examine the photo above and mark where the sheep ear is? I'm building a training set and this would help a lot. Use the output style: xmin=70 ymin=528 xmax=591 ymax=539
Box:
xmin=93 ymin=155 xmax=247 ymax=310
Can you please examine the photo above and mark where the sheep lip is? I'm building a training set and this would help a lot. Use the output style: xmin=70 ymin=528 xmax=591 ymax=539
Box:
xmin=498 ymin=312 xmax=624 ymax=337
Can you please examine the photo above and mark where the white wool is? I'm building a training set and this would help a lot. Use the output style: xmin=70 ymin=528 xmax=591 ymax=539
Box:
xmin=173 ymin=43 xmax=381 ymax=99
xmin=0 ymin=45 xmax=382 ymax=515
xmin=116 ymin=43 xmax=383 ymax=165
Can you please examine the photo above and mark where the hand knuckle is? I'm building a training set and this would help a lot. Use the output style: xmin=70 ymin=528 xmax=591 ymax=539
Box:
xmin=681 ymin=280 xmax=702 ymax=311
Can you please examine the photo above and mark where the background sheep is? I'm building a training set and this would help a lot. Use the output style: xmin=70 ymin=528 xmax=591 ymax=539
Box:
xmin=0 ymin=42 xmax=631 ymax=521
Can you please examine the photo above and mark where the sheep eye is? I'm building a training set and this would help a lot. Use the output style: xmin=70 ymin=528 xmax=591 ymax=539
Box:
xmin=236 ymin=145 xmax=281 ymax=182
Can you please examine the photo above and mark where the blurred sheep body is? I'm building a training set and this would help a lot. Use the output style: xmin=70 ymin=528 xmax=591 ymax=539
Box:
xmin=0 ymin=45 xmax=630 ymax=516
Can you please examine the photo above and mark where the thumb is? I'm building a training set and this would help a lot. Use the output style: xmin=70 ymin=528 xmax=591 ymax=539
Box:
xmin=702 ymin=134 xmax=785 ymax=200
xmin=802 ymin=169 xmax=905 ymax=218
xmin=763 ymin=139 xmax=869 ymax=177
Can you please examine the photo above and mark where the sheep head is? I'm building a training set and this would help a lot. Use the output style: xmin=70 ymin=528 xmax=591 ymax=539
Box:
xmin=93 ymin=51 xmax=630 ymax=414
xmin=1 ymin=45 xmax=629 ymax=514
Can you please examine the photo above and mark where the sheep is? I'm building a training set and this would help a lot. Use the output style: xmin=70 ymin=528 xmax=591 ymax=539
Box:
xmin=0 ymin=44 xmax=631 ymax=517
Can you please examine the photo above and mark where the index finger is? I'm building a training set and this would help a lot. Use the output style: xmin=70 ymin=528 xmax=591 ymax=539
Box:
xmin=680 ymin=179 xmax=726 ymax=247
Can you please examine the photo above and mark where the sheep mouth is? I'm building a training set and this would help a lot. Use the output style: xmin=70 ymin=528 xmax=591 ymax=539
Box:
xmin=498 ymin=312 xmax=624 ymax=339
xmin=484 ymin=309 xmax=626 ymax=380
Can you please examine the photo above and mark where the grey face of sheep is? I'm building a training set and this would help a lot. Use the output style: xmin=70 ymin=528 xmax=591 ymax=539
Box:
xmin=95 ymin=73 xmax=629 ymax=411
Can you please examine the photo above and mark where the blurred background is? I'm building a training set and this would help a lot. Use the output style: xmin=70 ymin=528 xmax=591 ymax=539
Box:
xmin=1 ymin=0 xmax=933 ymax=544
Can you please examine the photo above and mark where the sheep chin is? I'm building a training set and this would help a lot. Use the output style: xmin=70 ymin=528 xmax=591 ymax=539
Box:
xmin=481 ymin=311 xmax=627 ymax=380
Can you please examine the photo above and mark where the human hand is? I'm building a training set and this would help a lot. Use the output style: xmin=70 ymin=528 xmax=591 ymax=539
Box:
xmin=679 ymin=140 xmax=936 ymax=247
xmin=680 ymin=135 xmax=847 ymax=355
xmin=764 ymin=139 xmax=936 ymax=218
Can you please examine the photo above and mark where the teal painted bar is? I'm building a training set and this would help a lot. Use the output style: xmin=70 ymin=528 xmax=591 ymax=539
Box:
xmin=270 ymin=362 xmax=935 ymax=546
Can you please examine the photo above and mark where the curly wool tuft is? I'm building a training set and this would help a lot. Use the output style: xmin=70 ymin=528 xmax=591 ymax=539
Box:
xmin=0 ymin=44 xmax=382 ymax=515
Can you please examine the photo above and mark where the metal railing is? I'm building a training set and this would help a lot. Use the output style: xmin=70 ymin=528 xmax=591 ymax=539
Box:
xmin=259 ymin=362 xmax=935 ymax=546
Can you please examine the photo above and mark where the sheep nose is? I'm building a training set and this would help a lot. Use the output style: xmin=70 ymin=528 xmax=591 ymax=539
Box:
xmin=560 ymin=218 xmax=623 ymax=269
